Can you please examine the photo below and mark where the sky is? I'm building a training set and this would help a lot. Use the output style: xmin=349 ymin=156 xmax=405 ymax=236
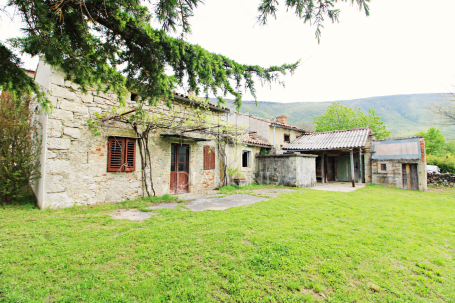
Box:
xmin=2 ymin=0 xmax=455 ymax=102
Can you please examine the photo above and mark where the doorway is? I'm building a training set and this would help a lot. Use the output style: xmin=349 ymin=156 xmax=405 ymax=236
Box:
xmin=170 ymin=144 xmax=190 ymax=194
xmin=402 ymin=164 xmax=418 ymax=190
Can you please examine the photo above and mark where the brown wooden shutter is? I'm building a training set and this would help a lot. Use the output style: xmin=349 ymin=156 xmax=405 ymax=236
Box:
xmin=107 ymin=137 xmax=125 ymax=172
xmin=204 ymin=145 xmax=215 ymax=170
xmin=124 ymin=138 xmax=136 ymax=172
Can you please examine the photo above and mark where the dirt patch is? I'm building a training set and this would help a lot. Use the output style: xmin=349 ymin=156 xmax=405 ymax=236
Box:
xmin=241 ymin=240 xmax=253 ymax=245
xmin=110 ymin=209 xmax=158 ymax=221
xmin=146 ymin=203 xmax=179 ymax=210
xmin=187 ymin=194 xmax=268 ymax=211
xmin=253 ymin=188 xmax=296 ymax=197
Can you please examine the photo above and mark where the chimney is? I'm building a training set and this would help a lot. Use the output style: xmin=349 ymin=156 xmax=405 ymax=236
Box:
xmin=276 ymin=115 xmax=287 ymax=124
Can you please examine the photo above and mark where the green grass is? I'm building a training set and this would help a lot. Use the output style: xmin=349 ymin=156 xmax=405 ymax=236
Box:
xmin=1 ymin=185 xmax=455 ymax=302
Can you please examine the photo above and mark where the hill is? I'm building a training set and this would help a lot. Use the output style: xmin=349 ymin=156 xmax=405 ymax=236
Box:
xmin=219 ymin=93 xmax=455 ymax=140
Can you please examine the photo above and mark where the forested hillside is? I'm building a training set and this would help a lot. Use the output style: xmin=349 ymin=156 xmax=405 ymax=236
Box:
xmin=222 ymin=93 xmax=455 ymax=140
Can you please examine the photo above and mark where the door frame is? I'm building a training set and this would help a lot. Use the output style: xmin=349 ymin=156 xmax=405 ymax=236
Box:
xmin=170 ymin=143 xmax=190 ymax=194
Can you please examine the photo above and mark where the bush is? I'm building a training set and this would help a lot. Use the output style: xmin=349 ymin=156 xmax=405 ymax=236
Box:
xmin=427 ymin=154 xmax=455 ymax=174
xmin=0 ymin=93 xmax=42 ymax=205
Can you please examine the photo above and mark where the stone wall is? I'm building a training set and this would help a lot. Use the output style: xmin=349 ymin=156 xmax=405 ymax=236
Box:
xmin=36 ymin=61 xmax=226 ymax=208
xmin=372 ymin=159 xmax=427 ymax=191
xmin=427 ymin=173 xmax=455 ymax=187
xmin=255 ymin=154 xmax=317 ymax=187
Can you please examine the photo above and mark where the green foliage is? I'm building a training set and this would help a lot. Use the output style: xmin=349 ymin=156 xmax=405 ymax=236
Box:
xmin=3 ymin=0 xmax=369 ymax=110
xmin=259 ymin=147 xmax=270 ymax=155
xmin=2 ymin=186 xmax=455 ymax=301
xmin=227 ymin=166 xmax=245 ymax=179
xmin=0 ymin=93 xmax=42 ymax=205
xmin=416 ymin=127 xmax=447 ymax=156
xmin=427 ymin=154 xmax=455 ymax=174
xmin=313 ymin=102 xmax=390 ymax=138
xmin=416 ymin=128 xmax=455 ymax=173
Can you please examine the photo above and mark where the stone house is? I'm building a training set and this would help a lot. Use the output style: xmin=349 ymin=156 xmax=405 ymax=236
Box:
xmin=29 ymin=59 xmax=304 ymax=208
xmin=30 ymin=59 xmax=238 ymax=209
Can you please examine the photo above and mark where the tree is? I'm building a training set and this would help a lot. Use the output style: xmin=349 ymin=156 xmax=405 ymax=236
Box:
xmin=1 ymin=0 xmax=370 ymax=110
xmin=415 ymin=127 xmax=447 ymax=156
xmin=0 ymin=93 xmax=42 ymax=205
xmin=313 ymin=102 xmax=390 ymax=138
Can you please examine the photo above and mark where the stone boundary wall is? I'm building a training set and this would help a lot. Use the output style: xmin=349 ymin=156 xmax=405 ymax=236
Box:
xmin=427 ymin=173 xmax=455 ymax=187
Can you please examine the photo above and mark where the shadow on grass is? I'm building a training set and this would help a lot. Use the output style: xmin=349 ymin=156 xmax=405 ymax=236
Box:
xmin=1 ymin=191 xmax=38 ymax=210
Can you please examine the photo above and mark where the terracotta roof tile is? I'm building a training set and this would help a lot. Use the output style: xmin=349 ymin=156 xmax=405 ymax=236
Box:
xmin=242 ymin=133 xmax=273 ymax=147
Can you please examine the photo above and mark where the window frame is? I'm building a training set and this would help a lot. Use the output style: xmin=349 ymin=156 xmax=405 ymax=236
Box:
xmin=284 ymin=133 xmax=291 ymax=143
xmin=107 ymin=137 xmax=136 ymax=172
xmin=378 ymin=162 xmax=388 ymax=173
xmin=242 ymin=150 xmax=251 ymax=168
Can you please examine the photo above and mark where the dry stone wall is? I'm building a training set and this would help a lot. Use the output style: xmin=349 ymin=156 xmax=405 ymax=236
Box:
xmin=42 ymin=67 xmax=224 ymax=208
xmin=427 ymin=173 xmax=455 ymax=187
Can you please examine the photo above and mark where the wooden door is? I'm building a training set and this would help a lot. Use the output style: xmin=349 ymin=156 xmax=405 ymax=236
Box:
xmin=402 ymin=164 xmax=419 ymax=190
xmin=170 ymin=144 xmax=190 ymax=194
xmin=326 ymin=157 xmax=335 ymax=181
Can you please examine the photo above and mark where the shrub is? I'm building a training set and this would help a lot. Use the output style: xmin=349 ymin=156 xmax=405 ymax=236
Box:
xmin=0 ymin=93 xmax=42 ymax=205
xmin=427 ymin=154 xmax=455 ymax=174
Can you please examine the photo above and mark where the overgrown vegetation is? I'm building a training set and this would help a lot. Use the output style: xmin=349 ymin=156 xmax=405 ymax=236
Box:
xmin=0 ymin=93 xmax=41 ymax=205
xmin=313 ymin=102 xmax=390 ymax=138
xmin=416 ymin=127 xmax=455 ymax=173
xmin=1 ymin=185 xmax=454 ymax=301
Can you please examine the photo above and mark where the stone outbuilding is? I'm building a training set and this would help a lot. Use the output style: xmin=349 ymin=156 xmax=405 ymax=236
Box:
xmin=371 ymin=136 xmax=427 ymax=191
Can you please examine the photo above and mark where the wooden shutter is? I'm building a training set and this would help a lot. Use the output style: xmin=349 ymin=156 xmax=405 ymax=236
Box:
xmin=124 ymin=138 xmax=136 ymax=172
xmin=204 ymin=145 xmax=215 ymax=170
xmin=107 ymin=137 xmax=136 ymax=172
xmin=108 ymin=137 xmax=124 ymax=172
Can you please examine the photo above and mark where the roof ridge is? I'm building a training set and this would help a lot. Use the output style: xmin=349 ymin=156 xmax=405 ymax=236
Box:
xmin=234 ymin=111 xmax=311 ymax=132
xmin=311 ymin=127 xmax=371 ymax=135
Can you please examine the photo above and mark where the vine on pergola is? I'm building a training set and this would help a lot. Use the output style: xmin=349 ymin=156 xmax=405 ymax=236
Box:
xmin=89 ymin=97 xmax=248 ymax=197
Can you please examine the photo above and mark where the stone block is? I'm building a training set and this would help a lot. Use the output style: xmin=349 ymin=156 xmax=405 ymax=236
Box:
xmin=47 ymin=150 xmax=57 ymax=159
xmin=93 ymin=96 xmax=107 ymax=104
xmin=48 ymin=119 xmax=62 ymax=137
xmin=88 ymin=107 xmax=102 ymax=115
xmin=64 ymin=127 xmax=81 ymax=139
xmin=45 ymin=175 xmax=66 ymax=193
xmin=62 ymin=119 xmax=82 ymax=128
xmin=46 ymin=159 xmax=70 ymax=173
xmin=58 ymin=100 xmax=87 ymax=115
xmin=81 ymin=93 xmax=93 ymax=103
xmin=50 ymin=84 xmax=76 ymax=100
xmin=49 ymin=72 xmax=65 ymax=86
xmin=49 ymin=109 xmax=73 ymax=120
xmin=45 ymin=192 xmax=74 ymax=208
xmin=47 ymin=138 xmax=71 ymax=150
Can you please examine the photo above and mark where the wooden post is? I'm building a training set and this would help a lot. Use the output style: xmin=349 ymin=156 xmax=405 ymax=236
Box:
xmin=321 ymin=152 xmax=325 ymax=185
xmin=358 ymin=148 xmax=363 ymax=185
xmin=350 ymin=149 xmax=355 ymax=187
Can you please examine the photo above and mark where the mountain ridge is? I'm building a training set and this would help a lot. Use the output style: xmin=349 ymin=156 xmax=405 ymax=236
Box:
xmin=216 ymin=93 xmax=455 ymax=140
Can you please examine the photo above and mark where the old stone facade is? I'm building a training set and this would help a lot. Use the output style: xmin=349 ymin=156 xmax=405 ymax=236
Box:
xmin=31 ymin=59 xmax=228 ymax=208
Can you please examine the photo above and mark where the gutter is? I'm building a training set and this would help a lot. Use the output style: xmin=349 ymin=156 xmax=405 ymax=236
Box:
xmin=245 ymin=143 xmax=272 ymax=149
xmin=271 ymin=124 xmax=308 ymax=132
xmin=173 ymin=95 xmax=230 ymax=113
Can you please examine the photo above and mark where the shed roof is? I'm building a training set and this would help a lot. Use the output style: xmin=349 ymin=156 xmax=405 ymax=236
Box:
xmin=284 ymin=127 xmax=372 ymax=151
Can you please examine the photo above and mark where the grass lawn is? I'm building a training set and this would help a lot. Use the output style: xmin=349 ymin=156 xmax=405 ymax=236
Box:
xmin=1 ymin=185 xmax=454 ymax=302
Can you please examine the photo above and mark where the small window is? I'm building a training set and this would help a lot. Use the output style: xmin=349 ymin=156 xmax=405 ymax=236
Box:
xmin=284 ymin=133 xmax=290 ymax=143
xmin=204 ymin=145 xmax=215 ymax=170
xmin=242 ymin=151 xmax=250 ymax=168
xmin=378 ymin=162 xmax=387 ymax=173
xmin=130 ymin=93 xmax=138 ymax=101
xmin=107 ymin=137 xmax=136 ymax=172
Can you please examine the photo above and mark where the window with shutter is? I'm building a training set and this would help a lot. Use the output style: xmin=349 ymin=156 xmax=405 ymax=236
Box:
xmin=107 ymin=137 xmax=136 ymax=172
xmin=204 ymin=145 xmax=215 ymax=170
